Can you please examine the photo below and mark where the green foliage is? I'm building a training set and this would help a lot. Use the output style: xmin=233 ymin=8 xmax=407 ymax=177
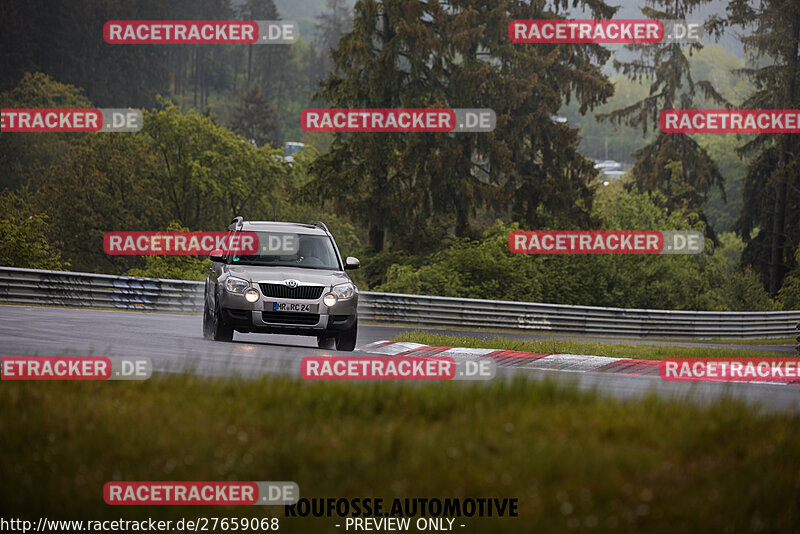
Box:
xmin=0 ymin=188 xmax=66 ymax=270
xmin=35 ymin=130 xmax=166 ymax=274
xmin=27 ymin=102 xmax=362 ymax=279
xmin=312 ymin=0 xmax=615 ymax=251
xmin=1 ymin=0 xmax=349 ymax=146
xmin=562 ymin=75 xmax=656 ymax=164
xmin=713 ymin=268 xmax=779 ymax=311
xmin=629 ymin=135 xmax=724 ymax=219
xmin=563 ymin=46 xmax=753 ymax=238
xmin=32 ymin=99 xmax=296 ymax=274
xmin=1 ymin=0 xmax=174 ymax=106
xmin=357 ymin=250 xmax=423 ymax=290
xmin=378 ymin=187 xmax=775 ymax=311
xmin=143 ymin=99 xmax=289 ymax=230
xmin=698 ymin=133 xmax=750 ymax=232
xmin=311 ymin=0 xmax=353 ymax=77
xmin=125 ymin=222 xmax=210 ymax=281
xmin=230 ymin=84 xmax=279 ymax=148
xmin=724 ymin=0 xmax=800 ymax=296
xmin=563 ymin=46 xmax=751 ymax=166
xmin=778 ymin=246 xmax=800 ymax=310
xmin=0 ymin=73 xmax=93 ymax=191
xmin=0 ymin=71 xmax=92 ymax=108
xmin=3 ymin=5 xmax=797 ymax=309
xmin=598 ymin=0 xmax=728 ymax=217
xmin=688 ymin=44 xmax=753 ymax=106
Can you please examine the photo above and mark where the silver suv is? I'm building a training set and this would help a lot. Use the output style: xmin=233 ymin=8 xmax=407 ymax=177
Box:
xmin=202 ymin=217 xmax=360 ymax=351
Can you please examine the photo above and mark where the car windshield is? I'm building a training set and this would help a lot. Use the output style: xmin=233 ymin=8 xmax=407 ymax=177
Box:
xmin=231 ymin=232 xmax=340 ymax=270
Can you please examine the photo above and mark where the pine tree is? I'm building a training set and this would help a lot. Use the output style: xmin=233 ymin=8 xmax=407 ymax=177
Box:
xmin=240 ymin=0 xmax=280 ymax=84
xmin=598 ymin=0 xmax=728 ymax=230
xmin=231 ymin=84 xmax=279 ymax=147
xmin=312 ymin=0 xmax=354 ymax=79
xmin=311 ymin=0 xmax=615 ymax=252
xmin=721 ymin=0 xmax=800 ymax=295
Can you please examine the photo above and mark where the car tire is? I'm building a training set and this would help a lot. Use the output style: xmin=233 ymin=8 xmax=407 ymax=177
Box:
xmin=202 ymin=298 xmax=213 ymax=339
xmin=317 ymin=336 xmax=335 ymax=349
xmin=211 ymin=297 xmax=234 ymax=342
xmin=335 ymin=320 xmax=357 ymax=351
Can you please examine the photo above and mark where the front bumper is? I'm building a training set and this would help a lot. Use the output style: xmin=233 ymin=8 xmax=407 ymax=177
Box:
xmin=221 ymin=308 xmax=356 ymax=335
xmin=219 ymin=287 xmax=358 ymax=335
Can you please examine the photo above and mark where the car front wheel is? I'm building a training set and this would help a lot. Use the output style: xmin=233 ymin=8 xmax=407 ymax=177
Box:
xmin=335 ymin=320 xmax=357 ymax=351
xmin=202 ymin=298 xmax=213 ymax=339
xmin=205 ymin=294 xmax=233 ymax=342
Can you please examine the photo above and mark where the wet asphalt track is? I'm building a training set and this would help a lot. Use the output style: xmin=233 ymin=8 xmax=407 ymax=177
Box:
xmin=1 ymin=304 xmax=798 ymax=413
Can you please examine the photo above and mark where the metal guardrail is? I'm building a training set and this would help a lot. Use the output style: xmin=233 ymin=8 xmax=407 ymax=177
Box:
xmin=358 ymin=292 xmax=800 ymax=340
xmin=0 ymin=266 xmax=203 ymax=313
xmin=1 ymin=266 xmax=799 ymax=340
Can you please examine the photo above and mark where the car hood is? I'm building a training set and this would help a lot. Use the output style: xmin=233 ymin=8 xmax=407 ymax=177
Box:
xmin=224 ymin=265 xmax=351 ymax=287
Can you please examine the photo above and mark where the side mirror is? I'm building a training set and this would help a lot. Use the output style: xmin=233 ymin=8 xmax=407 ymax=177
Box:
xmin=344 ymin=257 xmax=360 ymax=270
xmin=209 ymin=249 xmax=226 ymax=263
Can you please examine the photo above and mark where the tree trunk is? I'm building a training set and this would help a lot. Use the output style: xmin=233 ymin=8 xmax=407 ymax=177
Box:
xmin=363 ymin=8 xmax=393 ymax=255
xmin=769 ymin=176 xmax=788 ymax=296
xmin=369 ymin=225 xmax=384 ymax=253
xmin=193 ymin=47 xmax=198 ymax=108
xmin=455 ymin=142 xmax=471 ymax=237
xmin=769 ymin=17 xmax=799 ymax=296
xmin=247 ymin=45 xmax=252 ymax=84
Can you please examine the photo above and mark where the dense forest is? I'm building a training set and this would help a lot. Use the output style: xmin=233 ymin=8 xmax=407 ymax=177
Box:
xmin=1 ymin=0 xmax=799 ymax=311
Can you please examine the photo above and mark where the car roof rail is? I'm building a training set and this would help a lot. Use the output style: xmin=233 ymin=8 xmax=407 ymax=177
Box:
xmin=312 ymin=221 xmax=330 ymax=233
xmin=229 ymin=216 xmax=244 ymax=231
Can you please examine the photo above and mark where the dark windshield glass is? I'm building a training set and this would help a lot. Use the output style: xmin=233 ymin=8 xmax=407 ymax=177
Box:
xmin=231 ymin=232 xmax=339 ymax=270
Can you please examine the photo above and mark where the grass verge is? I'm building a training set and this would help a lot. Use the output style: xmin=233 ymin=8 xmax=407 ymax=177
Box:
xmin=0 ymin=375 xmax=799 ymax=533
xmin=391 ymin=331 xmax=795 ymax=361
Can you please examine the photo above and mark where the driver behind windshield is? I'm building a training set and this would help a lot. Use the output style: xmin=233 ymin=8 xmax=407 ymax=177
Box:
xmin=295 ymin=236 xmax=326 ymax=267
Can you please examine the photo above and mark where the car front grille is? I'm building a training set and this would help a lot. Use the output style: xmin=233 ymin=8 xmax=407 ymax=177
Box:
xmin=259 ymin=283 xmax=324 ymax=300
xmin=261 ymin=311 xmax=320 ymax=325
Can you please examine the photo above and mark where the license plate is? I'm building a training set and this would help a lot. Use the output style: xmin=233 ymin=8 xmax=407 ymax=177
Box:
xmin=272 ymin=302 xmax=313 ymax=313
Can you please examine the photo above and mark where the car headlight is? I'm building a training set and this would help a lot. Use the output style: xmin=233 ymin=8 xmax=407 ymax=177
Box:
xmin=245 ymin=288 xmax=260 ymax=302
xmin=224 ymin=276 xmax=250 ymax=294
xmin=332 ymin=282 xmax=355 ymax=300
xmin=323 ymin=293 xmax=337 ymax=307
